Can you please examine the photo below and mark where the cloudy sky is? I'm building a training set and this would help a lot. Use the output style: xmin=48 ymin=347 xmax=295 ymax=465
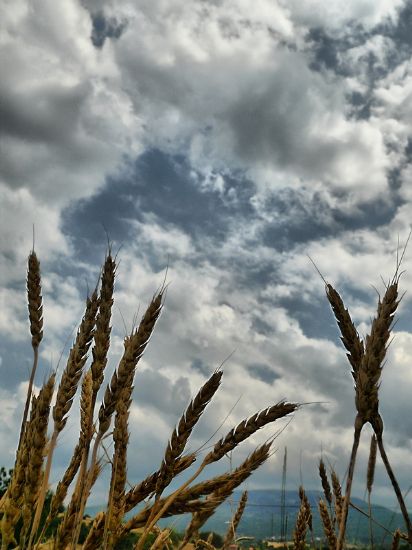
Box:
xmin=1 ymin=0 xmax=412 ymax=516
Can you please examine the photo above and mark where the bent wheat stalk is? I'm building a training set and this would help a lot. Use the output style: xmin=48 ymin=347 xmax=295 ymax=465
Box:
xmin=136 ymin=403 xmax=297 ymax=550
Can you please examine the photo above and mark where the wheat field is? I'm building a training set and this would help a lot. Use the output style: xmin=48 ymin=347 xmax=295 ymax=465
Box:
xmin=0 ymin=249 xmax=410 ymax=549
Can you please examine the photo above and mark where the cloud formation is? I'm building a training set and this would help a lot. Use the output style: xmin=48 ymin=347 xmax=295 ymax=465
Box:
xmin=1 ymin=0 xmax=412 ymax=512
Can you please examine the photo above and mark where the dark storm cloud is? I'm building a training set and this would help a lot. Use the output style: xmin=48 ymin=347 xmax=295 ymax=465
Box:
xmin=259 ymin=188 xmax=401 ymax=253
xmin=305 ymin=3 xmax=412 ymax=122
xmin=379 ymin=0 xmax=412 ymax=49
xmin=61 ymin=148 xmax=256 ymax=262
xmin=90 ymin=12 xmax=127 ymax=49
xmin=0 ymin=82 xmax=88 ymax=146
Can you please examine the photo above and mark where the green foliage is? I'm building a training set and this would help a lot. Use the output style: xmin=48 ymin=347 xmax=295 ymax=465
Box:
xmin=0 ymin=467 xmax=13 ymax=497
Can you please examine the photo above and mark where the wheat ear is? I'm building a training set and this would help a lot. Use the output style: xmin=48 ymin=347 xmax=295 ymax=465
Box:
xmin=178 ymin=444 xmax=271 ymax=549
xmin=293 ymin=487 xmax=310 ymax=550
xmin=1 ymin=392 xmax=43 ymax=549
xmin=326 ymin=283 xmax=364 ymax=376
xmin=136 ymin=403 xmax=296 ymax=550
xmin=180 ymin=478 xmax=248 ymax=550
xmin=319 ymin=498 xmax=337 ymax=548
xmin=204 ymin=402 xmax=298 ymax=465
xmin=337 ymin=279 xmax=403 ymax=549
xmin=74 ymin=290 xmax=164 ymax=548
xmin=70 ymin=253 xmax=116 ymax=549
xmin=222 ymin=490 xmax=248 ymax=549
xmin=141 ymin=370 xmax=223 ymax=541
xmin=20 ymin=373 xmax=55 ymax=547
xmin=331 ymin=468 xmax=343 ymax=528
xmin=104 ymin=384 xmax=133 ymax=548
xmin=155 ymin=370 xmax=223 ymax=498
xmin=122 ymin=443 xmax=271 ymax=539
xmin=55 ymin=461 xmax=101 ymax=550
xmin=319 ymin=458 xmax=332 ymax=507
xmin=27 ymin=289 xmax=99 ymax=550
xmin=18 ymin=251 xmax=44 ymax=451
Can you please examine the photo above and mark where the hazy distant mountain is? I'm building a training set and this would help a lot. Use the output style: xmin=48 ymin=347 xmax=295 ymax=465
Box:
xmin=86 ymin=489 xmax=406 ymax=544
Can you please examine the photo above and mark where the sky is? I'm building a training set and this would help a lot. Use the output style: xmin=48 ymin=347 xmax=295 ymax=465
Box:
xmin=1 ymin=0 xmax=412 ymax=516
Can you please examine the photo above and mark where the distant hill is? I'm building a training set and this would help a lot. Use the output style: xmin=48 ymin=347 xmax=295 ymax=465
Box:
xmin=86 ymin=489 xmax=406 ymax=545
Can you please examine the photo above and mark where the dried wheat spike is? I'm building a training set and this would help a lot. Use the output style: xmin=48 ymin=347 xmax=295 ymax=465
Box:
xmin=105 ymin=385 xmax=133 ymax=544
xmin=27 ymin=251 xmax=43 ymax=349
xmin=356 ymin=280 xmax=398 ymax=432
xmin=223 ymin=490 xmax=248 ymax=549
xmin=326 ymin=283 xmax=364 ymax=376
xmin=319 ymin=499 xmax=337 ymax=548
xmin=53 ymin=289 xmax=99 ymax=432
xmin=319 ymin=458 xmax=332 ymax=506
xmin=293 ymin=488 xmax=309 ymax=550
xmin=155 ymin=370 xmax=223 ymax=496
xmin=204 ymin=401 xmax=297 ymax=464
xmin=122 ymin=443 xmax=271 ymax=536
xmin=21 ymin=373 xmax=55 ymax=544
xmin=98 ymin=289 xmax=163 ymax=435
xmin=181 ymin=445 xmax=272 ymax=548
xmin=331 ymin=469 xmax=343 ymax=527
xmin=1 ymin=427 xmax=33 ymax=547
xmin=91 ymin=252 xmax=116 ymax=399
xmin=180 ymin=442 xmax=272 ymax=504
xmin=80 ymin=370 xmax=93 ymax=444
